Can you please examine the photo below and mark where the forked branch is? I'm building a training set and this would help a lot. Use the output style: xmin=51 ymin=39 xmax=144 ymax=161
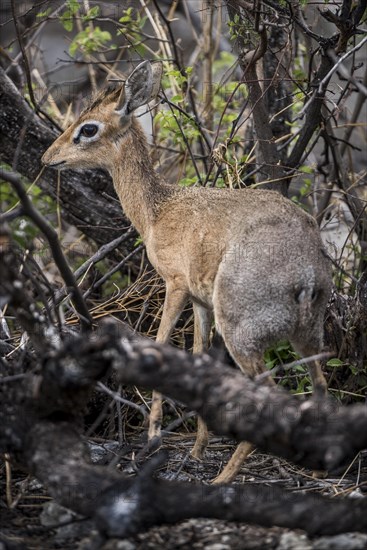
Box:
xmin=226 ymin=1 xmax=288 ymax=195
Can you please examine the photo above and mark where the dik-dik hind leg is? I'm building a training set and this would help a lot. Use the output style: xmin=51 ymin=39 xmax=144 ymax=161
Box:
xmin=190 ymin=304 xmax=213 ymax=460
xmin=292 ymin=341 xmax=328 ymax=397
xmin=212 ymin=352 xmax=275 ymax=485
xmin=148 ymin=286 xmax=188 ymax=443
xmin=292 ymin=341 xmax=328 ymax=479
xmin=308 ymin=360 xmax=328 ymax=396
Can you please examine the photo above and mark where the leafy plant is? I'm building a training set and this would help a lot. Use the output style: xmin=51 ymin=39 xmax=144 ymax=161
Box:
xmin=69 ymin=26 xmax=112 ymax=56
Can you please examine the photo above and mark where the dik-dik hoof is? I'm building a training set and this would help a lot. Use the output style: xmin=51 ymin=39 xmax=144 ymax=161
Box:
xmin=211 ymin=470 xmax=236 ymax=485
xmin=146 ymin=434 xmax=162 ymax=453
xmin=312 ymin=469 xmax=328 ymax=479
xmin=190 ymin=445 xmax=206 ymax=461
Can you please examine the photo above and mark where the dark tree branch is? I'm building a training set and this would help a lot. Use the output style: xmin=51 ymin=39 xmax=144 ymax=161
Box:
xmin=286 ymin=51 xmax=333 ymax=170
xmin=22 ymin=318 xmax=367 ymax=473
xmin=1 ymin=314 xmax=367 ymax=538
xmin=101 ymin=322 xmax=367 ymax=471
xmin=25 ymin=420 xmax=367 ymax=539
xmin=10 ymin=0 xmax=61 ymax=131
xmin=351 ymin=0 xmax=367 ymax=26
xmin=226 ymin=2 xmax=289 ymax=195
xmin=0 ymin=170 xmax=92 ymax=330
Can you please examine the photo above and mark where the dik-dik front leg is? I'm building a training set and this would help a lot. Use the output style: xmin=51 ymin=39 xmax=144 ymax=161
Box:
xmin=190 ymin=303 xmax=213 ymax=460
xmin=148 ymin=285 xmax=188 ymax=444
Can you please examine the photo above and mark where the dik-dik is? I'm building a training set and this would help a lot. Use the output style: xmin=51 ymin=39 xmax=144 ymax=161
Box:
xmin=42 ymin=61 xmax=332 ymax=483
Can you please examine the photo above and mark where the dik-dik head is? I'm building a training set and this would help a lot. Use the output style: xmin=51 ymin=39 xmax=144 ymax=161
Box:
xmin=42 ymin=61 xmax=162 ymax=171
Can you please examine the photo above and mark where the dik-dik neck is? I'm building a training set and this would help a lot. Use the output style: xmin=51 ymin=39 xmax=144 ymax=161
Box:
xmin=110 ymin=119 xmax=174 ymax=239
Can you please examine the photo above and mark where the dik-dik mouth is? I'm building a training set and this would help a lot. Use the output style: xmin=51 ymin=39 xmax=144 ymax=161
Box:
xmin=44 ymin=160 xmax=67 ymax=168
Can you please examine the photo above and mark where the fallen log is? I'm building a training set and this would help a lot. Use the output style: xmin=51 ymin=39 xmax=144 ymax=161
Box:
xmin=24 ymin=419 xmax=367 ymax=539
xmin=2 ymin=314 xmax=367 ymax=537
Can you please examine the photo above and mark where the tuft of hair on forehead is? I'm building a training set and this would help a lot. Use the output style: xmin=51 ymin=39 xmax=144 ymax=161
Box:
xmin=81 ymin=82 xmax=124 ymax=115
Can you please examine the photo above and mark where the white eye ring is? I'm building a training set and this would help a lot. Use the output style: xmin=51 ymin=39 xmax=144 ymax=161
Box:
xmin=73 ymin=120 xmax=104 ymax=144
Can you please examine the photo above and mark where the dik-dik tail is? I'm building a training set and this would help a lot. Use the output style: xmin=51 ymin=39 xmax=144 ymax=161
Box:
xmin=290 ymin=263 xmax=331 ymax=369
xmin=295 ymin=265 xmax=319 ymax=323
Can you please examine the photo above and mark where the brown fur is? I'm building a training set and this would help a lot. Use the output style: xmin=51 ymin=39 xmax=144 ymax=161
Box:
xmin=42 ymin=62 xmax=332 ymax=483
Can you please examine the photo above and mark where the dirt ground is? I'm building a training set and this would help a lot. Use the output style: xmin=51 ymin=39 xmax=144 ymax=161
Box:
xmin=1 ymin=434 xmax=367 ymax=550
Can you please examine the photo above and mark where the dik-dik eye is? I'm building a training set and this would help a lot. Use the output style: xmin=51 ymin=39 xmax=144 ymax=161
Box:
xmin=80 ymin=124 xmax=98 ymax=138
xmin=73 ymin=121 xmax=103 ymax=144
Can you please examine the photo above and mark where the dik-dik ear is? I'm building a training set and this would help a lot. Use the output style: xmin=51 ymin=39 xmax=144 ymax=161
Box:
xmin=115 ymin=60 xmax=163 ymax=116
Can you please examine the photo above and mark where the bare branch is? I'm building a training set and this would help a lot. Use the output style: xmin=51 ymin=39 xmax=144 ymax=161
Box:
xmin=9 ymin=0 xmax=61 ymax=130
xmin=319 ymin=37 xmax=367 ymax=96
xmin=53 ymin=228 xmax=134 ymax=306
xmin=0 ymin=170 xmax=92 ymax=331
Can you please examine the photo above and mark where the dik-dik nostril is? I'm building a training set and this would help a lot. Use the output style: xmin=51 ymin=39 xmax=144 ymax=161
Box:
xmin=41 ymin=148 xmax=54 ymax=164
xmin=42 ymin=147 xmax=61 ymax=166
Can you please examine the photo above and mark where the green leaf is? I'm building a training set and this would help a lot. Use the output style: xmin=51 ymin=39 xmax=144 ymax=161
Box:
xmin=96 ymin=29 xmax=112 ymax=43
xmin=88 ymin=5 xmax=100 ymax=18
xmin=171 ymin=94 xmax=184 ymax=103
xmin=69 ymin=39 xmax=79 ymax=57
xmin=67 ymin=0 xmax=80 ymax=15
xmin=119 ymin=7 xmax=133 ymax=23
xmin=299 ymin=165 xmax=314 ymax=174
xmin=60 ymin=10 xmax=73 ymax=32
xmin=37 ymin=8 xmax=51 ymax=18
xmin=327 ymin=358 xmax=344 ymax=367
xmin=83 ymin=5 xmax=100 ymax=21
xmin=134 ymin=43 xmax=147 ymax=57
xmin=179 ymin=176 xmax=197 ymax=187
